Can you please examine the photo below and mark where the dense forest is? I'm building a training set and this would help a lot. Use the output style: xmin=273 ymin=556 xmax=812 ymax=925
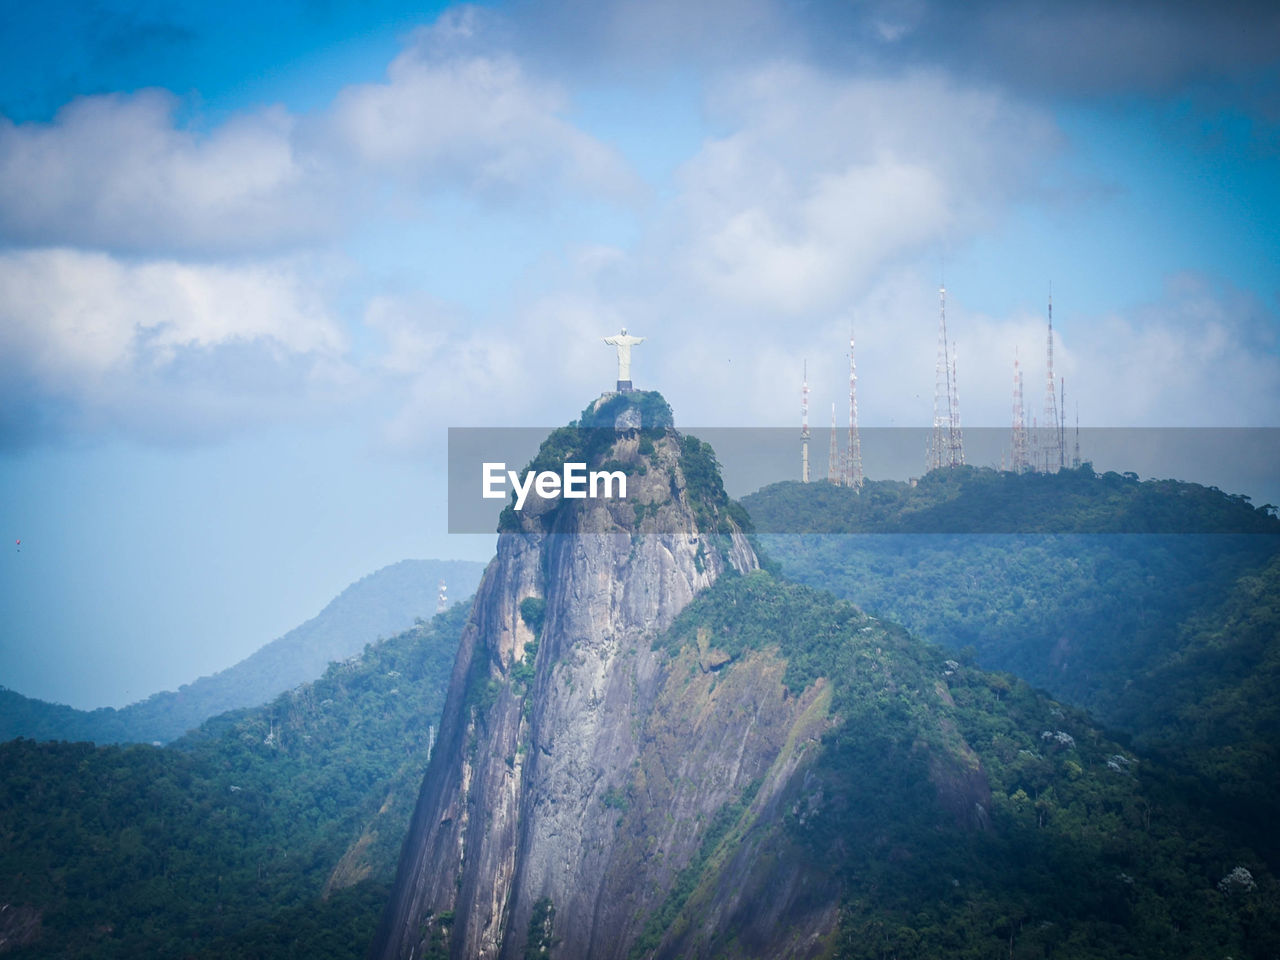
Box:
xmin=743 ymin=467 xmax=1280 ymax=867
xmin=0 ymin=601 xmax=468 ymax=958
xmin=662 ymin=569 xmax=1280 ymax=957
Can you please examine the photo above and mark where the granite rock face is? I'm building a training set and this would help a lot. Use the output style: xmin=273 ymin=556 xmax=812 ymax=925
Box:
xmin=371 ymin=405 xmax=841 ymax=960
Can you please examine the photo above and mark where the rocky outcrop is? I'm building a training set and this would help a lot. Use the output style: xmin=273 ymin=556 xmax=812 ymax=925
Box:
xmin=371 ymin=398 xmax=852 ymax=960
xmin=0 ymin=903 xmax=42 ymax=954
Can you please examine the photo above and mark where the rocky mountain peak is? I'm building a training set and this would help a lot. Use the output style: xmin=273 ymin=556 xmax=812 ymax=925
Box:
xmin=372 ymin=393 xmax=759 ymax=959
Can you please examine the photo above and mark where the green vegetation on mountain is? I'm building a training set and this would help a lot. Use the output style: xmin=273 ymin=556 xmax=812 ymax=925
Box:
xmin=0 ymin=558 xmax=483 ymax=745
xmin=0 ymin=600 xmax=469 ymax=958
xmin=676 ymin=433 xmax=755 ymax=538
xmin=1117 ymin=553 xmax=1280 ymax=862
xmin=660 ymin=569 xmax=1280 ymax=958
xmin=494 ymin=391 xmax=749 ymax=550
xmin=743 ymin=464 xmax=1279 ymax=534
xmin=742 ymin=468 xmax=1280 ymax=867
xmin=497 ymin=391 xmax=673 ymax=533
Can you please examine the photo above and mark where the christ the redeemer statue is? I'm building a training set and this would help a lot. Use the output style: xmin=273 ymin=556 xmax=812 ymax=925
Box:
xmin=603 ymin=328 xmax=644 ymax=393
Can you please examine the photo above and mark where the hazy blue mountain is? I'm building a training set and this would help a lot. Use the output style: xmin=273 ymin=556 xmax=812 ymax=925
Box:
xmin=0 ymin=558 xmax=485 ymax=745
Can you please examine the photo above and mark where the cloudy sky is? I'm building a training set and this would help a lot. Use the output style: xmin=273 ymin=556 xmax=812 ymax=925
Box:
xmin=1 ymin=0 xmax=1278 ymax=708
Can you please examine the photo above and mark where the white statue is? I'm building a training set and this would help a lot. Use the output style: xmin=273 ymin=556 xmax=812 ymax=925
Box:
xmin=603 ymin=327 xmax=645 ymax=384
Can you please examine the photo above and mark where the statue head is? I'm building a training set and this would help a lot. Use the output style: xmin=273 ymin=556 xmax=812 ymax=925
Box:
xmin=620 ymin=327 xmax=628 ymax=335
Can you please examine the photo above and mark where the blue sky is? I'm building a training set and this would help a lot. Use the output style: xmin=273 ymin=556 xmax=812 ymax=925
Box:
xmin=1 ymin=0 xmax=1278 ymax=707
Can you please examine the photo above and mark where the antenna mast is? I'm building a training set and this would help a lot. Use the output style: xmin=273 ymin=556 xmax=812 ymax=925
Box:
xmin=949 ymin=350 xmax=964 ymax=466
xmin=1074 ymin=402 xmax=1081 ymax=468
xmin=828 ymin=402 xmax=840 ymax=483
xmin=1043 ymin=286 xmax=1061 ymax=472
xmin=801 ymin=360 xmax=810 ymax=482
xmin=1011 ymin=348 xmax=1028 ymax=473
xmin=847 ymin=330 xmax=863 ymax=489
xmin=1060 ymin=377 xmax=1067 ymax=470
xmin=929 ymin=284 xmax=956 ymax=471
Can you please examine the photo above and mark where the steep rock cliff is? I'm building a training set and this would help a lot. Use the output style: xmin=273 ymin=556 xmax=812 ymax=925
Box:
xmin=370 ymin=396 xmax=855 ymax=959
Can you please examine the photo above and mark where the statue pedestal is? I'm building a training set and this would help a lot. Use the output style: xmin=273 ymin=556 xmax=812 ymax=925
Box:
xmin=616 ymin=380 xmax=633 ymax=393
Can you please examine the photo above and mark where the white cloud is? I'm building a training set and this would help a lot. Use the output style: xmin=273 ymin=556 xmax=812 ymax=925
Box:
xmin=327 ymin=14 xmax=637 ymax=200
xmin=0 ymin=248 xmax=350 ymax=440
xmin=3 ymin=5 xmax=1273 ymax=452
xmin=348 ymin=52 xmax=1278 ymax=442
xmin=369 ymin=284 xmax=624 ymax=452
xmin=668 ymin=65 xmax=1061 ymax=316
xmin=501 ymin=64 xmax=1070 ymax=429
xmin=688 ymin=158 xmax=947 ymax=312
xmin=1073 ymin=275 xmax=1280 ymax=426
xmin=0 ymin=11 xmax=636 ymax=257
xmin=0 ymin=9 xmax=643 ymax=443
xmin=0 ymin=91 xmax=331 ymax=254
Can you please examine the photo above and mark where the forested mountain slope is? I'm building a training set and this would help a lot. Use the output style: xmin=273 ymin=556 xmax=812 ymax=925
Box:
xmin=0 ymin=558 xmax=484 ymax=745
xmin=741 ymin=468 xmax=1279 ymax=728
xmin=0 ymin=599 xmax=470 ymax=958
xmin=743 ymin=467 xmax=1280 ymax=864
xmin=1114 ymin=553 xmax=1280 ymax=862
xmin=656 ymin=570 xmax=1280 ymax=958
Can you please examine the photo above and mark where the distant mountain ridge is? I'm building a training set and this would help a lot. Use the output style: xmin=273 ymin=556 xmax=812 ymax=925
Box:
xmin=0 ymin=558 xmax=485 ymax=744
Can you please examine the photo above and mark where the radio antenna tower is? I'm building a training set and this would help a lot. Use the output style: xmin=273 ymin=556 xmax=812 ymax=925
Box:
xmin=949 ymin=351 xmax=965 ymax=466
xmin=1073 ymin=402 xmax=1081 ymax=468
xmin=801 ymin=361 xmax=811 ymax=482
xmin=1060 ymin=377 xmax=1068 ymax=470
xmin=828 ymin=402 xmax=840 ymax=483
xmin=929 ymin=284 xmax=965 ymax=470
xmin=436 ymin=579 xmax=448 ymax=614
xmin=1043 ymin=286 xmax=1061 ymax=472
xmin=847 ymin=330 xmax=863 ymax=489
xmin=929 ymin=284 xmax=957 ymax=471
xmin=1011 ymin=348 xmax=1028 ymax=473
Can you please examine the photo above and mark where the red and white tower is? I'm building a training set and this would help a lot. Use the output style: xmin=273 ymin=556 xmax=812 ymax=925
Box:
xmin=801 ymin=360 xmax=811 ymax=483
xmin=847 ymin=330 xmax=863 ymax=489
xmin=929 ymin=284 xmax=964 ymax=470
xmin=1011 ymin=348 xmax=1028 ymax=473
xmin=828 ymin=402 xmax=840 ymax=483
xmin=1042 ymin=288 xmax=1062 ymax=472
xmin=949 ymin=352 xmax=964 ymax=467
